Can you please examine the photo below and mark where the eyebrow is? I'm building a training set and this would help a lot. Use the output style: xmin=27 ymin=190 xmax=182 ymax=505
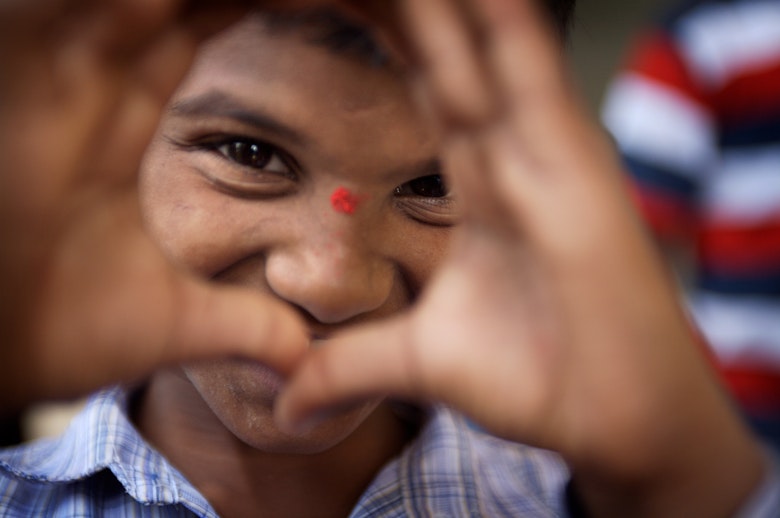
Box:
xmin=170 ymin=89 xmax=441 ymax=183
xmin=378 ymin=156 xmax=443 ymax=188
xmin=169 ymin=90 xmax=309 ymax=146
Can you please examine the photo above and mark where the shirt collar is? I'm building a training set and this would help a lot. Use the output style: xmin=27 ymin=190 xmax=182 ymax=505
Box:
xmin=352 ymin=406 xmax=568 ymax=517
xmin=0 ymin=387 xmax=212 ymax=512
xmin=1 ymin=392 xmax=568 ymax=517
xmin=358 ymin=408 xmax=491 ymax=516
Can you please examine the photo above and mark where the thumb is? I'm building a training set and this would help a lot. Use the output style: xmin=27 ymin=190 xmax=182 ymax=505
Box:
xmin=9 ymin=274 xmax=311 ymax=409
xmin=163 ymin=276 xmax=310 ymax=377
xmin=275 ymin=316 xmax=430 ymax=433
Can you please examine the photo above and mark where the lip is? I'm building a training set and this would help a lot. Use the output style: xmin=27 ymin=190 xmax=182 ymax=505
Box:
xmin=224 ymin=335 xmax=332 ymax=406
xmin=242 ymin=360 xmax=286 ymax=397
xmin=247 ymin=334 xmax=329 ymax=394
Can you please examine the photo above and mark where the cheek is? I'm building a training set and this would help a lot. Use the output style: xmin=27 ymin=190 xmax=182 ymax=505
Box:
xmin=139 ymin=151 xmax=261 ymax=276
xmin=384 ymin=220 xmax=453 ymax=291
xmin=140 ymin=184 xmax=224 ymax=272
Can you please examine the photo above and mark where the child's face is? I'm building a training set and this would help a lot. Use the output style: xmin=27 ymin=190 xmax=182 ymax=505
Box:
xmin=139 ymin=15 xmax=454 ymax=452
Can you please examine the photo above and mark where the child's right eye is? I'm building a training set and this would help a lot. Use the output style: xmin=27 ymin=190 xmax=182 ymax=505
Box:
xmin=171 ymin=134 xmax=299 ymax=197
xmin=215 ymin=139 xmax=292 ymax=176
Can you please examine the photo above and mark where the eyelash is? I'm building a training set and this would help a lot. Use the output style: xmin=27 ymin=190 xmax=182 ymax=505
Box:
xmin=394 ymin=175 xmax=455 ymax=227
xmin=394 ymin=175 xmax=449 ymax=199
xmin=206 ymin=137 xmax=297 ymax=178
xmin=163 ymin=134 xmax=300 ymax=197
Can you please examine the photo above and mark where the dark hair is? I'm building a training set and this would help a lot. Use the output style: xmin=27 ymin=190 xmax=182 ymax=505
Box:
xmin=546 ymin=0 xmax=577 ymax=38
xmin=259 ymin=0 xmax=576 ymax=67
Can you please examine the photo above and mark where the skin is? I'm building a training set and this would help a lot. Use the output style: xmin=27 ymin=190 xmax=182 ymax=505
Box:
xmin=276 ymin=0 xmax=766 ymax=516
xmin=0 ymin=0 xmax=317 ymax=410
xmin=0 ymin=0 xmax=768 ymax=516
xmin=0 ymin=0 xmax=372 ymax=411
xmin=136 ymin=16 xmax=449 ymax=516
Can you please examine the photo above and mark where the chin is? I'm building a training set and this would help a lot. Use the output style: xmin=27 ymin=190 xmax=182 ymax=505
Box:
xmin=231 ymin=402 xmax=379 ymax=455
xmin=183 ymin=360 xmax=381 ymax=455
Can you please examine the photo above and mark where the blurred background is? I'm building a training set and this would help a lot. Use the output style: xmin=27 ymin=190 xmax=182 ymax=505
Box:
xmin=570 ymin=0 xmax=677 ymax=111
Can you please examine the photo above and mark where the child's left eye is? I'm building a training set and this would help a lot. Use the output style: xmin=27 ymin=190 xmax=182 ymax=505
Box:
xmin=216 ymin=140 xmax=291 ymax=175
xmin=394 ymin=174 xmax=457 ymax=227
xmin=394 ymin=174 xmax=448 ymax=198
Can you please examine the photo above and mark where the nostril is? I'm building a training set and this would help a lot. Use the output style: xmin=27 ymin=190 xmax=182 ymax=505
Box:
xmin=288 ymin=304 xmax=337 ymax=337
xmin=287 ymin=302 xmax=319 ymax=328
xmin=266 ymin=248 xmax=394 ymax=324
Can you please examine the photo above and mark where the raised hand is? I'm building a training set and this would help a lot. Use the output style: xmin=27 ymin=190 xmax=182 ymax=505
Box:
xmin=0 ymin=0 xmax=312 ymax=409
xmin=276 ymin=0 xmax=764 ymax=515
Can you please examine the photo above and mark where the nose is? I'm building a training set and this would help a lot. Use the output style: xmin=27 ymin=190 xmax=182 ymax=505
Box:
xmin=265 ymin=225 xmax=395 ymax=325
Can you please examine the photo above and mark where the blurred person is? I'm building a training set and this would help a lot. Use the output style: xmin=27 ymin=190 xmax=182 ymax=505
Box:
xmin=0 ymin=1 xmax=778 ymax=517
xmin=602 ymin=0 xmax=780 ymax=450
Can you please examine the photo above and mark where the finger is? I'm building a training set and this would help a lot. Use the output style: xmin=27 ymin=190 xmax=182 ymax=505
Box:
xmin=92 ymin=0 xmax=182 ymax=56
xmin=461 ymin=0 xmax=615 ymax=228
xmin=21 ymin=272 xmax=310 ymax=406
xmin=399 ymin=0 xmax=495 ymax=128
xmin=332 ymin=0 xmax=416 ymax=68
xmin=275 ymin=317 xmax=428 ymax=432
xmin=164 ymin=275 xmax=310 ymax=378
xmin=98 ymin=0 xmax=248 ymax=58
xmin=475 ymin=0 xmax=603 ymax=179
xmin=85 ymin=25 xmax=198 ymax=184
xmin=1 ymin=12 xmax=200 ymax=203
xmin=441 ymin=132 xmax=516 ymax=233
xmin=0 ymin=0 xmax=86 ymax=36
xmin=478 ymin=0 xmax=568 ymax=109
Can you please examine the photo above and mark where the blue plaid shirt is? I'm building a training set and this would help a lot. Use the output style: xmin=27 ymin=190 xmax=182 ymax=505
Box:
xmin=1 ymin=387 xmax=778 ymax=517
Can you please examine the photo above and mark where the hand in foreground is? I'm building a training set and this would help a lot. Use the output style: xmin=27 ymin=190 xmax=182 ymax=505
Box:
xmin=0 ymin=0 xmax=315 ymax=410
xmin=275 ymin=0 xmax=764 ymax=515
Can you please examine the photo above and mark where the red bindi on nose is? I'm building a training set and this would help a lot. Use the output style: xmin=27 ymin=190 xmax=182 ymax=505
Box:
xmin=330 ymin=187 xmax=361 ymax=214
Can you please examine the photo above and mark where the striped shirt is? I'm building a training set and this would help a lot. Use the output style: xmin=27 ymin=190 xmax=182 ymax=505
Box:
xmin=602 ymin=0 xmax=780 ymax=422
xmin=0 ymin=388 xmax=569 ymax=517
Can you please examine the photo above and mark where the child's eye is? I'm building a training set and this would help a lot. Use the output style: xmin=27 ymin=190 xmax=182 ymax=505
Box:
xmin=171 ymin=134 xmax=299 ymax=197
xmin=395 ymin=174 xmax=448 ymax=198
xmin=215 ymin=140 xmax=291 ymax=175
xmin=394 ymin=174 xmax=457 ymax=227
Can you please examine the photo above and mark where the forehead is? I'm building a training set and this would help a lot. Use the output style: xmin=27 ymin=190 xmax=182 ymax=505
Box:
xmin=171 ymin=14 xmax=434 ymax=169
xmin=183 ymin=14 xmax=405 ymax=114
xmin=172 ymin=16 xmax=436 ymax=179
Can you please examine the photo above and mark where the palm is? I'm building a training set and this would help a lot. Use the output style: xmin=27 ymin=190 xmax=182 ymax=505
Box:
xmin=407 ymin=225 xmax=564 ymax=435
xmin=0 ymin=0 xmax=307 ymax=407
xmin=276 ymin=0 xmax=708 ymax=457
